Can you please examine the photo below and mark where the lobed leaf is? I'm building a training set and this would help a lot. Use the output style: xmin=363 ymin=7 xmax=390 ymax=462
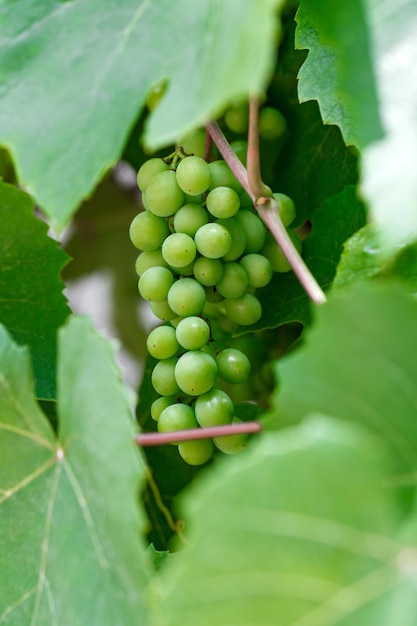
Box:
xmin=0 ymin=318 xmax=150 ymax=624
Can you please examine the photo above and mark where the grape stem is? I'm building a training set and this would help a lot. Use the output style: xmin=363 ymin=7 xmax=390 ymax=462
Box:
xmin=206 ymin=119 xmax=327 ymax=305
xmin=136 ymin=420 xmax=262 ymax=447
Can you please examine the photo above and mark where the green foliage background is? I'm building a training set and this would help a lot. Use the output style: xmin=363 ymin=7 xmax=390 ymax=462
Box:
xmin=1 ymin=0 xmax=417 ymax=624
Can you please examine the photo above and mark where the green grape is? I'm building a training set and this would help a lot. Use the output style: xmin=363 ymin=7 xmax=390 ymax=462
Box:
xmin=194 ymin=388 xmax=234 ymax=427
xmin=151 ymin=395 xmax=176 ymax=421
xmin=177 ymin=129 xmax=207 ymax=159
xmin=230 ymin=140 xmax=247 ymax=165
xmin=216 ymin=348 xmax=251 ymax=383
xmin=235 ymin=209 xmax=266 ymax=253
xmin=175 ymin=156 xmax=211 ymax=195
xmin=193 ymin=257 xmax=224 ymax=286
xmin=169 ymin=260 xmax=195 ymax=276
xmin=146 ymin=325 xmax=180 ymax=359
xmin=262 ymin=229 xmax=302 ymax=273
xmin=224 ymin=100 xmax=249 ymax=134
xmin=206 ymin=186 xmax=240 ymax=219
xmin=194 ymin=223 xmax=232 ymax=259
xmin=138 ymin=266 xmax=175 ymax=302
xmin=175 ymin=350 xmax=217 ymax=395
xmin=216 ymin=218 xmax=246 ymax=261
xmin=162 ymin=233 xmax=197 ymax=268
xmin=158 ymin=403 xmax=198 ymax=435
xmin=173 ymin=203 xmax=208 ymax=236
xmin=213 ymin=419 xmax=249 ymax=454
xmin=144 ymin=170 xmax=185 ymax=217
xmin=129 ymin=211 xmax=169 ymax=251
xmin=145 ymin=79 xmax=167 ymax=111
xmin=178 ymin=439 xmax=214 ymax=465
xmin=240 ymin=254 xmax=273 ymax=288
xmin=208 ymin=160 xmax=242 ymax=194
xmin=273 ymin=192 xmax=296 ymax=227
xmin=137 ymin=158 xmax=169 ymax=192
xmin=135 ymin=249 xmax=168 ymax=276
xmin=167 ymin=278 xmax=206 ymax=316
xmin=149 ymin=299 xmax=178 ymax=321
xmin=175 ymin=316 xmax=210 ymax=350
xmin=216 ymin=262 xmax=248 ymax=298
xmin=259 ymin=107 xmax=287 ymax=141
xmin=151 ymin=358 xmax=181 ymax=396
xmin=224 ymin=293 xmax=262 ymax=325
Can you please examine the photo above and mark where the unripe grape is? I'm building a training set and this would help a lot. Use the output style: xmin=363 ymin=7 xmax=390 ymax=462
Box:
xmin=137 ymin=158 xmax=168 ymax=192
xmin=144 ymin=170 xmax=185 ymax=217
xmin=167 ymin=278 xmax=206 ymax=316
xmin=151 ymin=358 xmax=181 ymax=396
xmin=240 ymin=254 xmax=273 ymax=288
xmin=175 ymin=350 xmax=217 ymax=396
xmin=216 ymin=262 xmax=248 ymax=299
xmin=213 ymin=418 xmax=249 ymax=454
xmin=173 ymin=203 xmax=208 ymax=236
xmin=158 ymin=403 xmax=198 ymax=435
xmin=177 ymin=129 xmax=206 ymax=158
xmin=208 ymin=160 xmax=242 ymax=194
xmin=204 ymin=286 xmax=224 ymax=303
xmin=259 ymin=107 xmax=287 ymax=141
xmin=129 ymin=211 xmax=169 ymax=251
xmin=178 ymin=439 xmax=214 ymax=465
xmin=206 ymin=186 xmax=240 ymax=219
xmin=224 ymin=293 xmax=262 ymax=325
xmin=193 ymin=257 xmax=224 ymax=286
xmin=149 ymin=300 xmax=178 ymax=322
xmin=216 ymin=218 xmax=246 ymax=261
xmin=216 ymin=348 xmax=251 ymax=383
xmin=273 ymin=192 xmax=296 ymax=227
xmin=151 ymin=396 xmax=176 ymax=421
xmin=146 ymin=325 xmax=180 ymax=359
xmin=176 ymin=156 xmax=211 ymax=195
xmin=262 ymin=229 xmax=302 ymax=273
xmin=230 ymin=140 xmax=248 ymax=165
xmin=135 ymin=249 xmax=168 ymax=276
xmin=175 ymin=316 xmax=210 ymax=350
xmin=195 ymin=388 xmax=234 ymax=427
xmin=138 ymin=267 xmax=175 ymax=302
xmin=224 ymin=100 xmax=249 ymax=134
xmin=235 ymin=210 xmax=267 ymax=253
xmin=162 ymin=233 xmax=197 ymax=268
xmin=194 ymin=223 xmax=232 ymax=259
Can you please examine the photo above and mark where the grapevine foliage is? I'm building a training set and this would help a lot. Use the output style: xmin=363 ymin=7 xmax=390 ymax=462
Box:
xmin=1 ymin=1 xmax=417 ymax=625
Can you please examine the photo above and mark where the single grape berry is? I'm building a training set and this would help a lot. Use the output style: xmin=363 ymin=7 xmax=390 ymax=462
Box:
xmin=175 ymin=156 xmax=211 ymax=195
xmin=173 ymin=203 xmax=209 ymax=237
xmin=206 ymin=186 xmax=240 ymax=219
xmin=216 ymin=218 xmax=246 ymax=261
xmin=178 ymin=439 xmax=214 ymax=465
xmin=167 ymin=278 xmax=206 ymax=317
xmin=240 ymin=254 xmax=273 ymax=288
xmin=273 ymin=192 xmax=296 ymax=227
xmin=208 ymin=160 xmax=242 ymax=194
xmin=138 ymin=266 xmax=175 ymax=301
xmin=262 ymin=229 xmax=302 ymax=273
xmin=162 ymin=233 xmax=197 ymax=268
xmin=193 ymin=257 xmax=224 ymax=286
xmin=194 ymin=388 xmax=234 ymax=427
xmin=146 ymin=325 xmax=180 ymax=359
xmin=223 ymin=293 xmax=262 ymax=326
xmin=151 ymin=358 xmax=181 ymax=396
xmin=129 ymin=211 xmax=169 ymax=251
xmin=259 ymin=107 xmax=287 ymax=141
xmin=175 ymin=316 xmax=210 ymax=350
xmin=137 ymin=158 xmax=169 ymax=192
xmin=149 ymin=300 xmax=178 ymax=322
xmin=224 ymin=100 xmax=249 ymax=134
xmin=175 ymin=350 xmax=217 ymax=396
xmin=151 ymin=396 xmax=176 ymax=421
xmin=194 ymin=223 xmax=233 ymax=259
xmin=177 ymin=129 xmax=207 ymax=159
xmin=158 ymin=403 xmax=199 ymax=436
xmin=213 ymin=419 xmax=249 ymax=454
xmin=135 ymin=249 xmax=168 ymax=276
xmin=144 ymin=170 xmax=185 ymax=217
xmin=235 ymin=209 xmax=266 ymax=253
xmin=216 ymin=262 xmax=248 ymax=299
xmin=216 ymin=348 xmax=251 ymax=384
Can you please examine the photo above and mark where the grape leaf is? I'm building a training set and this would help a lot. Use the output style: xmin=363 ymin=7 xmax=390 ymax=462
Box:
xmin=155 ymin=416 xmax=417 ymax=625
xmin=271 ymin=281 xmax=417 ymax=476
xmin=0 ymin=0 xmax=285 ymax=230
xmin=0 ymin=181 xmax=70 ymax=400
xmin=361 ymin=0 xmax=417 ymax=254
xmin=295 ymin=0 xmax=383 ymax=149
xmin=0 ymin=318 xmax=150 ymax=624
xmin=249 ymin=185 xmax=366 ymax=331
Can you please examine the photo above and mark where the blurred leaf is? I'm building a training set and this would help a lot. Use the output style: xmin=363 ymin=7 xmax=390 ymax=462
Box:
xmin=251 ymin=186 xmax=366 ymax=331
xmin=0 ymin=181 xmax=70 ymax=399
xmin=0 ymin=0 xmax=285 ymax=230
xmin=155 ymin=416 xmax=417 ymax=625
xmin=0 ymin=318 xmax=150 ymax=624
xmin=333 ymin=224 xmax=383 ymax=290
xmin=361 ymin=0 xmax=417 ymax=254
xmin=271 ymin=281 xmax=417 ymax=477
xmin=295 ymin=0 xmax=383 ymax=149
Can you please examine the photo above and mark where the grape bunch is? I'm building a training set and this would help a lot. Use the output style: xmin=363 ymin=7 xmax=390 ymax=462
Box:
xmin=129 ymin=149 xmax=300 ymax=465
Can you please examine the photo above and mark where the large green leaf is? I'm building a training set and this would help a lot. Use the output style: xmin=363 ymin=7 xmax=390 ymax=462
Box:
xmin=295 ymin=0 xmax=383 ymax=149
xmin=0 ymin=181 xmax=70 ymax=400
xmin=0 ymin=0 xmax=284 ymax=230
xmin=361 ymin=0 xmax=417 ymax=254
xmin=271 ymin=281 xmax=417 ymax=475
xmin=0 ymin=318 xmax=150 ymax=624
xmin=155 ymin=416 xmax=417 ymax=625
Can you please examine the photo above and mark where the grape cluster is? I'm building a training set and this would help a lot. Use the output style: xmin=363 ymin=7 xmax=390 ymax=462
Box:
xmin=130 ymin=149 xmax=299 ymax=465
